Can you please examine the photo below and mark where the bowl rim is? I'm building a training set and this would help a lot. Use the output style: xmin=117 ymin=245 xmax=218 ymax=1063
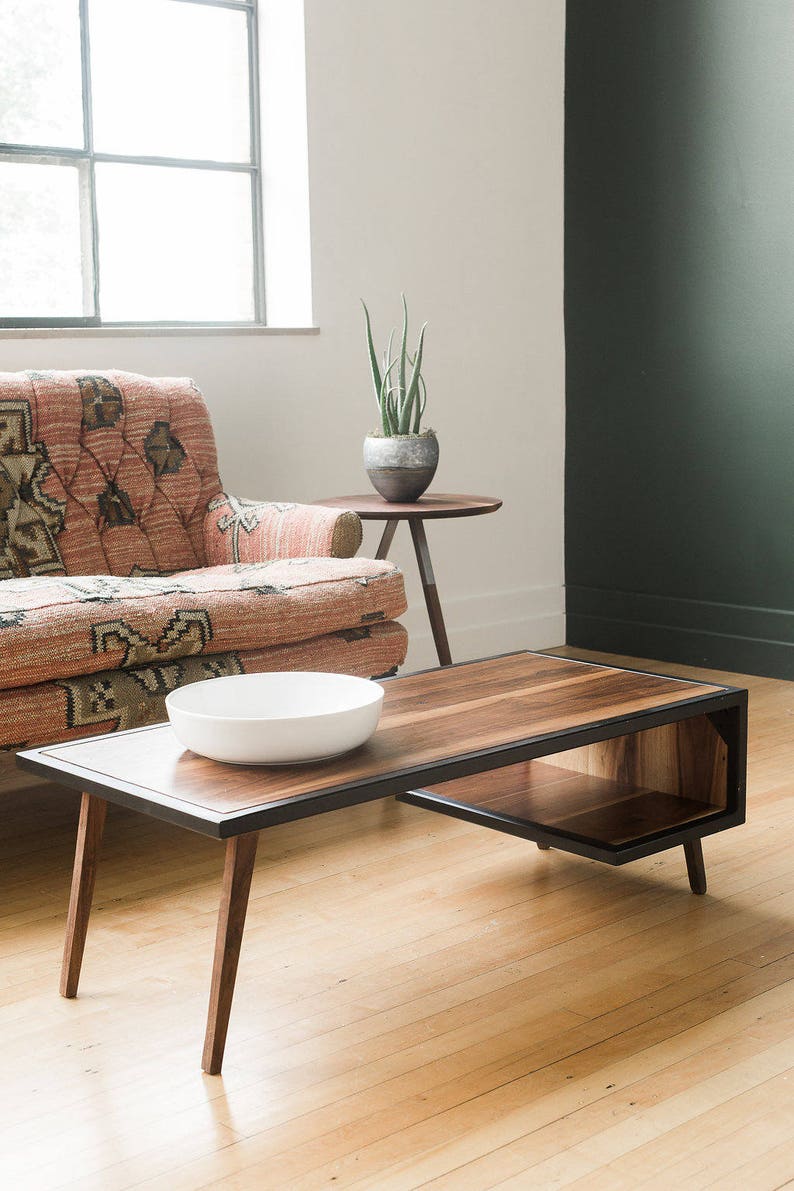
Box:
xmin=165 ymin=670 xmax=384 ymax=725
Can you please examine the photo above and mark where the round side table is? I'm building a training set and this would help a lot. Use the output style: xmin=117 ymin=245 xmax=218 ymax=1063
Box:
xmin=313 ymin=493 xmax=502 ymax=666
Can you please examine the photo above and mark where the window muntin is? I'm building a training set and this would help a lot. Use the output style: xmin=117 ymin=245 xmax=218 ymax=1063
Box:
xmin=0 ymin=0 xmax=264 ymax=328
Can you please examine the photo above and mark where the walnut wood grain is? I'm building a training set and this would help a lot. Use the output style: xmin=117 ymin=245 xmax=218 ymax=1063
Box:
xmin=542 ymin=715 xmax=728 ymax=807
xmin=312 ymin=494 xmax=503 ymax=519
xmin=60 ymin=793 xmax=108 ymax=998
xmin=417 ymin=760 xmax=720 ymax=848
xmin=684 ymin=838 xmax=707 ymax=894
xmin=409 ymin=517 xmax=452 ymax=666
xmin=202 ymin=831 xmax=259 ymax=1075
xmin=24 ymin=654 xmax=729 ymax=829
xmin=375 ymin=519 xmax=399 ymax=558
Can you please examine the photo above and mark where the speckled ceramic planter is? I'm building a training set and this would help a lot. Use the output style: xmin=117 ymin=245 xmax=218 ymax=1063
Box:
xmin=363 ymin=433 xmax=439 ymax=503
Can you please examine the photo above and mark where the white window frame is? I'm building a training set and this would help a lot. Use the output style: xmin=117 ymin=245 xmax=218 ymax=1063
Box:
xmin=0 ymin=0 xmax=268 ymax=329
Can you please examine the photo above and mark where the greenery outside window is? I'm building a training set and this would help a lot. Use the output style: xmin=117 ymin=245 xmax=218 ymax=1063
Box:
xmin=0 ymin=0 xmax=267 ymax=328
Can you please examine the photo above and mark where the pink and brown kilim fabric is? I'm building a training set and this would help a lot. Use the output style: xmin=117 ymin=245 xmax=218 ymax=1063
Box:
xmin=204 ymin=495 xmax=362 ymax=565
xmin=0 ymin=559 xmax=406 ymax=690
xmin=0 ymin=370 xmax=219 ymax=578
xmin=0 ymin=370 xmax=408 ymax=748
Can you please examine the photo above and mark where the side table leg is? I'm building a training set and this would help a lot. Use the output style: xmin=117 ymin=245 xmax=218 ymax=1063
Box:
xmin=376 ymin=519 xmax=399 ymax=560
xmin=61 ymin=793 xmax=108 ymax=998
xmin=202 ymin=831 xmax=259 ymax=1075
xmin=536 ymin=842 xmax=551 ymax=851
xmin=409 ymin=518 xmax=453 ymax=666
xmin=684 ymin=838 xmax=707 ymax=895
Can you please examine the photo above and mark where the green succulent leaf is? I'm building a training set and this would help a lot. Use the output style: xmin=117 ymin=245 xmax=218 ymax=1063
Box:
xmin=362 ymin=301 xmax=382 ymax=407
xmin=413 ymin=375 xmax=427 ymax=433
xmin=362 ymin=295 xmax=429 ymax=437
xmin=386 ymin=390 xmax=398 ymax=435
xmin=379 ymin=357 xmax=400 ymax=434
xmin=399 ymin=293 xmax=409 ymax=411
xmin=382 ymin=327 xmax=395 ymax=379
xmin=398 ymin=321 xmax=427 ymax=433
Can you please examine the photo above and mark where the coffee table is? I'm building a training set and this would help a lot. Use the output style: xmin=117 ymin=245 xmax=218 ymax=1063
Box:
xmin=17 ymin=652 xmax=747 ymax=1074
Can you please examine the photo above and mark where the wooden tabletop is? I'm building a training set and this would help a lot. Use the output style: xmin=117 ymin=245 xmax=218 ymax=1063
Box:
xmin=312 ymin=493 xmax=502 ymax=519
xmin=17 ymin=652 xmax=740 ymax=839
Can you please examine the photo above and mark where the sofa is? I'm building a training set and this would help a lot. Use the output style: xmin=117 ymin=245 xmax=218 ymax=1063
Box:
xmin=0 ymin=370 xmax=408 ymax=750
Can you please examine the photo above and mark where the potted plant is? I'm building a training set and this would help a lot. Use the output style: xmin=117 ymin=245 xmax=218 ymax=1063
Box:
xmin=361 ymin=295 xmax=439 ymax=502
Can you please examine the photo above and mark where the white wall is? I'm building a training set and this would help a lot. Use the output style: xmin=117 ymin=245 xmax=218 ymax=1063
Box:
xmin=0 ymin=0 xmax=566 ymax=672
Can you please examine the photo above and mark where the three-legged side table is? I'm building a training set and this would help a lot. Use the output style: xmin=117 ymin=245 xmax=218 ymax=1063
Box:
xmin=314 ymin=493 xmax=502 ymax=666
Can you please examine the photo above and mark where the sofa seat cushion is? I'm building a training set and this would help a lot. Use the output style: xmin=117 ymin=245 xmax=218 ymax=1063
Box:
xmin=0 ymin=621 xmax=408 ymax=750
xmin=0 ymin=557 xmax=407 ymax=691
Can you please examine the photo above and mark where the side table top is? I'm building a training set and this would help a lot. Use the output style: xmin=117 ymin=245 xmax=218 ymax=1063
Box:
xmin=312 ymin=493 xmax=502 ymax=519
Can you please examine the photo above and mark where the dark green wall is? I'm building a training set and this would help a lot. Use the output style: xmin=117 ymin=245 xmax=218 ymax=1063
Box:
xmin=565 ymin=0 xmax=794 ymax=678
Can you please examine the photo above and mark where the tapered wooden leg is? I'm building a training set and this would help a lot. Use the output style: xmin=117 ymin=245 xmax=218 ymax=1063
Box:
xmin=375 ymin=519 xmax=399 ymax=559
xmin=202 ymin=831 xmax=259 ymax=1075
xmin=60 ymin=793 xmax=108 ymax=998
xmin=409 ymin=518 xmax=453 ymax=666
xmin=536 ymin=842 xmax=551 ymax=850
xmin=684 ymin=838 xmax=707 ymax=894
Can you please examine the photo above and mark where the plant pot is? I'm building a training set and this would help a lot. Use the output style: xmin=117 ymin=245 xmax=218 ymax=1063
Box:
xmin=363 ymin=433 xmax=439 ymax=503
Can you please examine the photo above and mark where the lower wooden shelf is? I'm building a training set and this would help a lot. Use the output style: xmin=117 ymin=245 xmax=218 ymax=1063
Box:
xmin=399 ymin=759 xmax=728 ymax=864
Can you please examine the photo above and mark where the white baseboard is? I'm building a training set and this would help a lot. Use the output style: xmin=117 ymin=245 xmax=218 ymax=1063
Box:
xmin=400 ymin=584 xmax=566 ymax=672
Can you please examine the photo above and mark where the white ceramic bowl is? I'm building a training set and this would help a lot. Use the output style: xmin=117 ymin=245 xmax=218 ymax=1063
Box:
xmin=165 ymin=671 xmax=384 ymax=765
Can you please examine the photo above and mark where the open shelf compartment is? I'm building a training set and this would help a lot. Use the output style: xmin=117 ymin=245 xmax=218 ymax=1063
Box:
xmin=400 ymin=710 xmax=738 ymax=865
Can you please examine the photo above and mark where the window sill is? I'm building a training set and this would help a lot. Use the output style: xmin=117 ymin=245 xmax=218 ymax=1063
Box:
xmin=0 ymin=325 xmax=320 ymax=339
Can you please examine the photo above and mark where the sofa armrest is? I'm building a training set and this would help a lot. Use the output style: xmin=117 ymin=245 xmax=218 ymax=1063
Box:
xmin=204 ymin=494 xmax=362 ymax=564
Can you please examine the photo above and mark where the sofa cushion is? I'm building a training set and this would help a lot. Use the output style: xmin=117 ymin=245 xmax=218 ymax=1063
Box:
xmin=0 ymin=621 xmax=408 ymax=750
xmin=0 ymin=370 xmax=222 ymax=579
xmin=0 ymin=557 xmax=407 ymax=691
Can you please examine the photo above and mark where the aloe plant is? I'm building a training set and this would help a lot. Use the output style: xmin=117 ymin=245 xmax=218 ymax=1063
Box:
xmin=362 ymin=295 xmax=429 ymax=436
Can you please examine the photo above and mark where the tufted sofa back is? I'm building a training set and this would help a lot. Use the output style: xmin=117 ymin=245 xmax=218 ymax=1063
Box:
xmin=0 ymin=370 xmax=223 ymax=579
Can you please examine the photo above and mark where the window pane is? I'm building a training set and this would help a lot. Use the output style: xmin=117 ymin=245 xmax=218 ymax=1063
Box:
xmin=95 ymin=163 xmax=254 ymax=321
xmin=0 ymin=160 xmax=90 ymax=318
xmin=90 ymin=0 xmax=251 ymax=163
xmin=0 ymin=0 xmax=84 ymax=149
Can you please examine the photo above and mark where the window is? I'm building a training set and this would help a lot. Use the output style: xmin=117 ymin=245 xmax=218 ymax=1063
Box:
xmin=0 ymin=0 xmax=269 ymax=327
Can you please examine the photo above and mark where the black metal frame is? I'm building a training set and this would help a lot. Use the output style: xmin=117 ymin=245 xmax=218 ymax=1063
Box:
xmin=0 ymin=0 xmax=265 ymax=328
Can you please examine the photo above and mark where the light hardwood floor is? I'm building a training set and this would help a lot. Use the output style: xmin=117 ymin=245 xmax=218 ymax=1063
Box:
xmin=1 ymin=649 xmax=793 ymax=1190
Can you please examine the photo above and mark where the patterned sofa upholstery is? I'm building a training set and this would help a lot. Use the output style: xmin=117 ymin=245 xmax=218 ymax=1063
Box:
xmin=0 ymin=370 xmax=408 ymax=749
